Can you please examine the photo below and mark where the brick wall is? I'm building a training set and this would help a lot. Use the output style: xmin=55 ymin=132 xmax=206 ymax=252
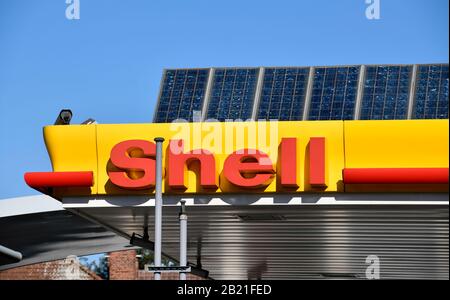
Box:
xmin=0 ymin=258 xmax=102 ymax=280
xmin=108 ymin=249 xmax=205 ymax=280
xmin=0 ymin=250 xmax=206 ymax=280
xmin=108 ymin=250 xmax=138 ymax=280
xmin=137 ymin=270 xmax=206 ymax=280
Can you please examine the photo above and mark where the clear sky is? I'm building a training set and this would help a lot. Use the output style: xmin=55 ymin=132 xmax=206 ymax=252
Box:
xmin=0 ymin=0 xmax=448 ymax=199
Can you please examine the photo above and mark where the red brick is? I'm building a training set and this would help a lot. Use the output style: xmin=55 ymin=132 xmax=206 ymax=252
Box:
xmin=108 ymin=250 xmax=138 ymax=280
xmin=0 ymin=259 xmax=102 ymax=280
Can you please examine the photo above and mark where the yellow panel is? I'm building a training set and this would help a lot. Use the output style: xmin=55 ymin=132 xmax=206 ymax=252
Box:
xmin=343 ymin=120 xmax=449 ymax=193
xmin=42 ymin=120 xmax=448 ymax=197
xmin=94 ymin=121 xmax=345 ymax=195
xmin=43 ymin=125 xmax=98 ymax=196
xmin=344 ymin=120 xmax=449 ymax=168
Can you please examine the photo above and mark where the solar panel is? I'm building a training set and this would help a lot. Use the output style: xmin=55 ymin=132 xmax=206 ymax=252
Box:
xmin=308 ymin=66 xmax=359 ymax=120
xmin=154 ymin=69 xmax=209 ymax=123
xmin=205 ymin=68 xmax=258 ymax=121
xmin=413 ymin=64 xmax=449 ymax=119
xmin=360 ymin=65 xmax=411 ymax=120
xmin=257 ymin=68 xmax=309 ymax=121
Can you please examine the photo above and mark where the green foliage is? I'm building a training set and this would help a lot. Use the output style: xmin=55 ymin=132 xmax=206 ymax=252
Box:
xmin=136 ymin=248 xmax=175 ymax=270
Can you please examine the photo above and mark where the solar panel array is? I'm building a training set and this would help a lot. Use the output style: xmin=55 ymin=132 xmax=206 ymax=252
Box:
xmin=153 ymin=64 xmax=449 ymax=122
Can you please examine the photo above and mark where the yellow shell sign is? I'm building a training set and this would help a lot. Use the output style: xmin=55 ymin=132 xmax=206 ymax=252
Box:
xmin=25 ymin=120 xmax=449 ymax=197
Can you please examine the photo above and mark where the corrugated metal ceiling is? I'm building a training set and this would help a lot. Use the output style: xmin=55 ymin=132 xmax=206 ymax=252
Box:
xmin=72 ymin=203 xmax=448 ymax=280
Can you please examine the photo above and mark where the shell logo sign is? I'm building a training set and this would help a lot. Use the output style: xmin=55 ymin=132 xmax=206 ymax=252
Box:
xmin=24 ymin=120 xmax=449 ymax=198
xmin=108 ymin=137 xmax=325 ymax=190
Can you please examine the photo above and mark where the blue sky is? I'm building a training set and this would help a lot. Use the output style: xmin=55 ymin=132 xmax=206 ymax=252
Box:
xmin=0 ymin=0 xmax=448 ymax=199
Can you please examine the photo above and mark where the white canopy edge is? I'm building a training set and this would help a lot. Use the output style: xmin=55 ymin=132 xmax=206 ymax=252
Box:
xmin=62 ymin=193 xmax=449 ymax=209
xmin=0 ymin=195 xmax=63 ymax=218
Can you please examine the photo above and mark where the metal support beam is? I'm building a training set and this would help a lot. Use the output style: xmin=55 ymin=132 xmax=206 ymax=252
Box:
xmin=179 ymin=200 xmax=187 ymax=280
xmin=153 ymin=137 xmax=165 ymax=280
xmin=302 ymin=67 xmax=315 ymax=120
xmin=251 ymin=67 xmax=265 ymax=120
xmin=354 ymin=65 xmax=366 ymax=120
xmin=407 ymin=64 xmax=418 ymax=119
xmin=0 ymin=245 xmax=22 ymax=263
xmin=201 ymin=68 xmax=215 ymax=121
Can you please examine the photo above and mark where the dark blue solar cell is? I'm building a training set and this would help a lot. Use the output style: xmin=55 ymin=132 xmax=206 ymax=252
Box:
xmin=256 ymin=68 xmax=309 ymax=120
xmin=206 ymin=68 xmax=259 ymax=121
xmin=308 ymin=66 xmax=360 ymax=120
xmin=154 ymin=69 xmax=209 ymax=122
xmin=413 ymin=64 xmax=449 ymax=119
xmin=360 ymin=65 xmax=412 ymax=120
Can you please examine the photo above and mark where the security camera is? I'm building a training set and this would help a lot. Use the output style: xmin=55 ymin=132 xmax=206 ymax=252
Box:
xmin=130 ymin=232 xmax=155 ymax=250
xmin=54 ymin=109 xmax=73 ymax=125
xmin=188 ymin=262 xmax=209 ymax=278
xmin=81 ymin=118 xmax=97 ymax=125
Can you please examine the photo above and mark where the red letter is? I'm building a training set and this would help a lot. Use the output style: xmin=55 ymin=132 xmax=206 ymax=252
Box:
xmin=223 ymin=150 xmax=275 ymax=188
xmin=168 ymin=139 xmax=217 ymax=189
xmin=309 ymin=137 xmax=326 ymax=186
xmin=108 ymin=140 xmax=155 ymax=189
xmin=279 ymin=138 xmax=298 ymax=187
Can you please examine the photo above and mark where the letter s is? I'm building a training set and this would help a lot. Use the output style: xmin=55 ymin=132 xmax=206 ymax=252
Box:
xmin=108 ymin=140 xmax=156 ymax=189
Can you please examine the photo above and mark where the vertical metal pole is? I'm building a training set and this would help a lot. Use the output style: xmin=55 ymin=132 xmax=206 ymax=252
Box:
xmin=154 ymin=137 xmax=165 ymax=280
xmin=179 ymin=200 xmax=187 ymax=280
xmin=407 ymin=64 xmax=418 ymax=119
xmin=251 ymin=67 xmax=265 ymax=121
xmin=302 ymin=67 xmax=315 ymax=120
xmin=354 ymin=65 xmax=366 ymax=120
xmin=201 ymin=68 xmax=215 ymax=121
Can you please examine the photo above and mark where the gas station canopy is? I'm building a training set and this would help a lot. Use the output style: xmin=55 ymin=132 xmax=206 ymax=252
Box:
xmin=15 ymin=119 xmax=450 ymax=279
